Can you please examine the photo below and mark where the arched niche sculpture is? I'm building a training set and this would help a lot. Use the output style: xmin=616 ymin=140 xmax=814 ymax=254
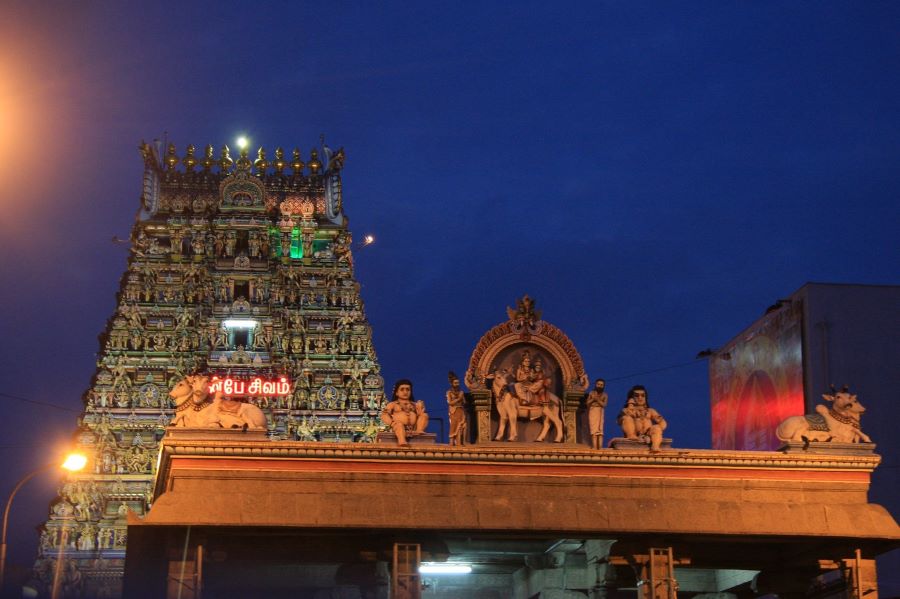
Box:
xmin=465 ymin=296 xmax=589 ymax=443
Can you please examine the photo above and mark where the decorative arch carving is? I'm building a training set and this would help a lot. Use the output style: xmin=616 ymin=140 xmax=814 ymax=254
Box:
xmin=218 ymin=170 xmax=266 ymax=210
xmin=465 ymin=296 xmax=588 ymax=394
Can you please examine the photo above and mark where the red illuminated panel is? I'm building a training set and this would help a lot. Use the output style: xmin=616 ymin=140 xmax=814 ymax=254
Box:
xmin=710 ymin=303 xmax=805 ymax=450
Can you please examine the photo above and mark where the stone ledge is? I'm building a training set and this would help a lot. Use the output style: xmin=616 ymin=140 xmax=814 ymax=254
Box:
xmin=165 ymin=427 xmax=269 ymax=441
xmin=778 ymin=441 xmax=876 ymax=455
xmin=374 ymin=432 xmax=437 ymax=445
xmin=609 ymin=437 xmax=673 ymax=451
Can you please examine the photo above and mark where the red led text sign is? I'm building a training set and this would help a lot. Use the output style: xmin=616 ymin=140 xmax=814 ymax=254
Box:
xmin=208 ymin=376 xmax=292 ymax=397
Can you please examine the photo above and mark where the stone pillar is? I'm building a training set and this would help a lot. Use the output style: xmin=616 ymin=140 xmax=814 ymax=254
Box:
xmin=471 ymin=389 xmax=492 ymax=443
xmin=583 ymin=540 xmax=617 ymax=599
xmin=563 ymin=390 xmax=582 ymax=443
xmin=519 ymin=551 xmax=587 ymax=599
xmin=373 ymin=561 xmax=390 ymax=599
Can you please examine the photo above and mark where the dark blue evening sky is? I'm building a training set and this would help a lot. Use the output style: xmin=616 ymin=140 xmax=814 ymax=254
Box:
xmin=0 ymin=0 xmax=898 ymax=570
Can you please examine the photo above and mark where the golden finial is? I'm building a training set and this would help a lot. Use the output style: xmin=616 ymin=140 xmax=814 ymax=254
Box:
xmin=236 ymin=145 xmax=252 ymax=171
xmin=183 ymin=144 xmax=197 ymax=172
xmin=308 ymin=148 xmax=321 ymax=174
xmin=202 ymin=144 xmax=215 ymax=171
xmin=164 ymin=143 xmax=179 ymax=170
xmin=219 ymin=144 xmax=233 ymax=173
xmin=273 ymin=147 xmax=286 ymax=174
xmin=290 ymin=148 xmax=305 ymax=175
xmin=254 ymin=147 xmax=269 ymax=174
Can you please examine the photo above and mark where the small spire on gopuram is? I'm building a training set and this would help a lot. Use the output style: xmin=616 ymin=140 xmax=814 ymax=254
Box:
xmin=308 ymin=148 xmax=321 ymax=174
xmin=273 ymin=147 xmax=286 ymax=175
xmin=290 ymin=148 xmax=305 ymax=175
xmin=236 ymin=145 xmax=252 ymax=172
xmin=182 ymin=144 xmax=197 ymax=172
xmin=202 ymin=144 xmax=215 ymax=172
xmin=219 ymin=144 xmax=233 ymax=173
xmin=164 ymin=143 xmax=179 ymax=170
xmin=254 ymin=147 xmax=269 ymax=175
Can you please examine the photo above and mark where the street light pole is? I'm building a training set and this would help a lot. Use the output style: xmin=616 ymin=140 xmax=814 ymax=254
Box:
xmin=0 ymin=464 xmax=54 ymax=590
xmin=0 ymin=453 xmax=87 ymax=592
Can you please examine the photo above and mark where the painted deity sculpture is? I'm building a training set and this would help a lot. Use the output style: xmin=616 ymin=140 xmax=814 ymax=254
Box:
xmin=447 ymin=371 xmax=467 ymax=446
xmin=169 ymin=374 xmax=267 ymax=430
xmin=585 ymin=378 xmax=608 ymax=450
xmin=617 ymin=385 xmax=667 ymax=452
xmin=380 ymin=379 xmax=428 ymax=447
xmin=776 ymin=386 xmax=871 ymax=444
xmin=490 ymin=350 xmax=564 ymax=443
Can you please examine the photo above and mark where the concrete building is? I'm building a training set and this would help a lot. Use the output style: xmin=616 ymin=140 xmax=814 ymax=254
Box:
xmin=709 ymin=283 xmax=900 ymax=596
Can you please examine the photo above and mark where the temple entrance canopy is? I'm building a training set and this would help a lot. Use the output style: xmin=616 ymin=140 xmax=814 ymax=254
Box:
xmin=126 ymin=432 xmax=900 ymax=598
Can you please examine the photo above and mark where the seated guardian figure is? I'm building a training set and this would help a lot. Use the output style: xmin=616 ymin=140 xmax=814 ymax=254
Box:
xmin=617 ymin=385 xmax=667 ymax=452
xmin=380 ymin=379 xmax=429 ymax=446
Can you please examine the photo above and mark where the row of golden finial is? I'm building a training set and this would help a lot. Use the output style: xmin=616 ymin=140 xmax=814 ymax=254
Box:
xmin=162 ymin=143 xmax=324 ymax=175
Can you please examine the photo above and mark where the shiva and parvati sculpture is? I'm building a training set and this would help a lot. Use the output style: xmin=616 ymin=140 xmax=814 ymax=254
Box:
xmin=465 ymin=296 xmax=589 ymax=444
xmin=776 ymin=385 xmax=872 ymax=445
xmin=169 ymin=374 xmax=267 ymax=429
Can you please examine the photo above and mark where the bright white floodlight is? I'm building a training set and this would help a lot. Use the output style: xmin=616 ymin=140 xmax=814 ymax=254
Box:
xmin=223 ymin=319 xmax=258 ymax=329
xmin=419 ymin=564 xmax=472 ymax=575
xmin=236 ymin=136 xmax=249 ymax=150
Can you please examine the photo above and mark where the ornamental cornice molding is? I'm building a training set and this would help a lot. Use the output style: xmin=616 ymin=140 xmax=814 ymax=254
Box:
xmin=158 ymin=439 xmax=881 ymax=472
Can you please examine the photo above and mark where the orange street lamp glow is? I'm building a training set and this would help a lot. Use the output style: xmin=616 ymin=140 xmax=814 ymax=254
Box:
xmin=1 ymin=451 xmax=89 ymax=588
xmin=62 ymin=453 xmax=88 ymax=472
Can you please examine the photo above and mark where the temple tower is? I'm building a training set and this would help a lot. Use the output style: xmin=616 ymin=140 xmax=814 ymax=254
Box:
xmin=29 ymin=141 xmax=385 ymax=597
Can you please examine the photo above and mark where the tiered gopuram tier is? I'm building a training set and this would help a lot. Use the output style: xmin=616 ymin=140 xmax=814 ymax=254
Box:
xmin=30 ymin=141 xmax=385 ymax=598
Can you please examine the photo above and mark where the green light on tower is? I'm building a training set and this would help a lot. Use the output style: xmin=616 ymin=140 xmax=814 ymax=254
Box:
xmin=290 ymin=227 xmax=302 ymax=259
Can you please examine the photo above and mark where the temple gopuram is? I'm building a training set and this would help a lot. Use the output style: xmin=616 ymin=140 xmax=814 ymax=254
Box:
xmin=30 ymin=141 xmax=386 ymax=597
xmin=30 ymin=142 xmax=899 ymax=599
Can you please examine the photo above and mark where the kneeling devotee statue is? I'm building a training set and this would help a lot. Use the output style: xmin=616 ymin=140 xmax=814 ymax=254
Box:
xmin=617 ymin=385 xmax=667 ymax=452
xmin=381 ymin=379 xmax=429 ymax=447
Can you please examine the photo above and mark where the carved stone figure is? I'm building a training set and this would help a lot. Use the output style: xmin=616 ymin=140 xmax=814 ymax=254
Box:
xmin=776 ymin=386 xmax=871 ymax=444
xmin=62 ymin=561 xmax=83 ymax=598
xmin=490 ymin=352 xmax=564 ymax=443
xmin=224 ymin=231 xmax=237 ymax=257
xmin=447 ymin=371 xmax=467 ymax=446
xmin=98 ymin=528 xmax=113 ymax=549
xmin=586 ymin=378 xmax=608 ymax=450
xmin=380 ymin=379 xmax=428 ymax=447
xmin=169 ymin=375 xmax=267 ymax=429
xmin=617 ymin=385 xmax=667 ymax=452
xmin=77 ymin=524 xmax=96 ymax=551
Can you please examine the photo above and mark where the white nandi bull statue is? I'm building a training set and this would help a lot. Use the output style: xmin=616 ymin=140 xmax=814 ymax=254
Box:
xmin=775 ymin=386 xmax=871 ymax=444
xmin=490 ymin=369 xmax=564 ymax=443
xmin=169 ymin=374 xmax=267 ymax=430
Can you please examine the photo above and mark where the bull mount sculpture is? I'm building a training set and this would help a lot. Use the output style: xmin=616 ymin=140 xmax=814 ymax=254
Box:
xmin=169 ymin=374 xmax=267 ymax=430
xmin=776 ymin=386 xmax=872 ymax=445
